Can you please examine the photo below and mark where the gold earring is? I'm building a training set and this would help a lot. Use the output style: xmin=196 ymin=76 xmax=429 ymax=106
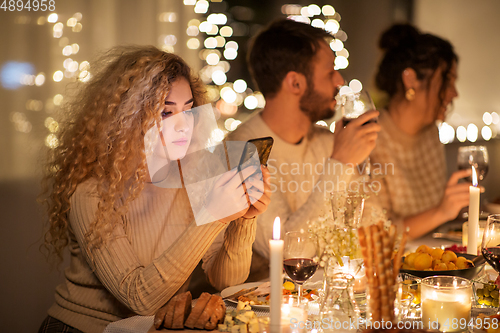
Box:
xmin=405 ymin=88 xmax=415 ymax=101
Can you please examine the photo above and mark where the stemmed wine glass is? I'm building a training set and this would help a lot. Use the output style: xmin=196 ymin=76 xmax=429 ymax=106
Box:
xmin=283 ymin=231 xmax=318 ymax=304
xmin=481 ymin=215 xmax=500 ymax=274
xmin=457 ymin=145 xmax=489 ymax=182
xmin=336 ymin=79 xmax=377 ymax=177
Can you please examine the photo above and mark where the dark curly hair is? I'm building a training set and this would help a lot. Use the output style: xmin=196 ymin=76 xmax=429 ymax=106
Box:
xmin=375 ymin=23 xmax=458 ymax=103
xmin=39 ymin=45 xmax=206 ymax=263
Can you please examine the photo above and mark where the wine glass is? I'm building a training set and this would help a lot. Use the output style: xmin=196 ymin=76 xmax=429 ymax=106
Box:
xmin=457 ymin=145 xmax=489 ymax=182
xmin=283 ymin=231 xmax=318 ymax=304
xmin=481 ymin=215 xmax=500 ymax=274
xmin=336 ymin=79 xmax=377 ymax=177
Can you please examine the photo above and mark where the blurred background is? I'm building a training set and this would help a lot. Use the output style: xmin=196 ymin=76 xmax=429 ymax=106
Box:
xmin=1 ymin=0 xmax=499 ymax=331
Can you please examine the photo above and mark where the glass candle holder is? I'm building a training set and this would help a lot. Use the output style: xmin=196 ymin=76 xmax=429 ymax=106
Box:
xmin=421 ymin=276 xmax=472 ymax=332
xmin=282 ymin=295 xmax=309 ymax=333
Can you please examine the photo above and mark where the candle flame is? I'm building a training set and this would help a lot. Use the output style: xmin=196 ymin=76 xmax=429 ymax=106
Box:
xmin=472 ymin=165 xmax=478 ymax=187
xmin=273 ymin=217 xmax=280 ymax=240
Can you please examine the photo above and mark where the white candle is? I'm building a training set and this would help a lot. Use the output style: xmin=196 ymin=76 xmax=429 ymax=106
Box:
xmin=270 ymin=217 xmax=284 ymax=333
xmin=421 ymin=291 xmax=471 ymax=332
xmin=467 ymin=166 xmax=480 ymax=255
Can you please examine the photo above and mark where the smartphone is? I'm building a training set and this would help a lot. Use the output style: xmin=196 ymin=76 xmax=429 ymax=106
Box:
xmin=238 ymin=136 xmax=274 ymax=167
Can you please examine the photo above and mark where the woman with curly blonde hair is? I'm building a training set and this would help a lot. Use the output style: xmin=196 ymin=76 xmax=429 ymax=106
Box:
xmin=38 ymin=45 xmax=271 ymax=333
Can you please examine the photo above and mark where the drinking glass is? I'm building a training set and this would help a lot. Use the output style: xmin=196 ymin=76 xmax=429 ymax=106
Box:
xmin=283 ymin=231 xmax=318 ymax=304
xmin=336 ymin=79 xmax=377 ymax=177
xmin=481 ymin=214 xmax=500 ymax=274
xmin=457 ymin=145 xmax=489 ymax=182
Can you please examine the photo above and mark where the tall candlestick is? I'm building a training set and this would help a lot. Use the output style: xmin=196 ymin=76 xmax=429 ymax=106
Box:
xmin=270 ymin=217 xmax=283 ymax=333
xmin=468 ymin=166 xmax=480 ymax=255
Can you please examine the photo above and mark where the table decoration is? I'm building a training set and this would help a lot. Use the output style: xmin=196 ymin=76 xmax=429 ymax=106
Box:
xmin=270 ymin=217 xmax=283 ymax=333
xmin=421 ymin=276 xmax=472 ymax=333
xmin=281 ymin=295 xmax=308 ymax=333
xmin=468 ymin=165 xmax=481 ymax=255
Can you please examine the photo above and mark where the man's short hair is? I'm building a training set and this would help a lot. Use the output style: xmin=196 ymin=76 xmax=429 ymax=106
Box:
xmin=247 ymin=19 xmax=332 ymax=98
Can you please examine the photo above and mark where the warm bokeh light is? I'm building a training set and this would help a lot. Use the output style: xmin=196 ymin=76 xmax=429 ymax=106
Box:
xmin=349 ymin=79 xmax=362 ymax=93
xmin=325 ymin=19 xmax=340 ymax=34
xmin=233 ymin=79 xmax=247 ymax=93
xmin=311 ymin=19 xmax=324 ymax=29
xmin=204 ymin=37 xmax=217 ymax=49
xmin=47 ymin=13 xmax=58 ymax=23
xmin=35 ymin=73 xmax=45 ymax=86
xmin=330 ymin=39 xmax=343 ymax=51
xmin=330 ymin=121 xmax=336 ymax=133
xmin=53 ymin=71 xmax=63 ymax=82
xmin=244 ymin=95 xmax=258 ymax=110
xmin=221 ymin=87 xmax=237 ymax=103
xmin=483 ymin=112 xmax=492 ymax=125
xmin=53 ymin=94 xmax=63 ymax=106
xmin=223 ymin=48 xmax=237 ymax=60
xmin=334 ymin=56 xmax=348 ymax=69
xmin=456 ymin=126 xmax=467 ymax=142
xmin=45 ymin=134 xmax=59 ymax=149
xmin=438 ymin=122 xmax=455 ymax=144
xmin=482 ymin=126 xmax=492 ymax=141
xmin=322 ymin=5 xmax=335 ymax=16
xmin=467 ymin=123 xmax=478 ymax=142
xmin=316 ymin=120 xmax=328 ymax=127
xmin=206 ymin=53 xmax=219 ymax=65
xmin=187 ymin=38 xmax=200 ymax=49
xmin=212 ymin=70 xmax=227 ymax=85
xmin=220 ymin=26 xmax=233 ymax=37
xmin=491 ymin=112 xmax=500 ymax=124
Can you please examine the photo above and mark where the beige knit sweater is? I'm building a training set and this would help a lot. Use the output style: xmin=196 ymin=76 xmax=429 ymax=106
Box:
xmin=48 ymin=179 xmax=256 ymax=333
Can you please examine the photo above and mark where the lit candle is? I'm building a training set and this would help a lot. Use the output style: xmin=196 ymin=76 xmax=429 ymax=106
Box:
xmin=467 ymin=166 xmax=480 ymax=255
xmin=421 ymin=276 xmax=472 ymax=332
xmin=270 ymin=217 xmax=284 ymax=333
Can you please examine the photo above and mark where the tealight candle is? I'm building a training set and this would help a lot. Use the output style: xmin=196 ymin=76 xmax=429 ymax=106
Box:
xmin=421 ymin=276 xmax=472 ymax=333
xmin=468 ymin=166 xmax=480 ymax=255
xmin=281 ymin=296 xmax=308 ymax=333
xmin=270 ymin=217 xmax=284 ymax=333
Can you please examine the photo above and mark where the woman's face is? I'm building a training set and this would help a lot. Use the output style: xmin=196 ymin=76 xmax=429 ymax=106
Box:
xmin=436 ymin=60 xmax=458 ymax=121
xmin=415 ymin=60 xmax=458 ymax=126
xmin=156 ymin=77 xmax=195 ymax=161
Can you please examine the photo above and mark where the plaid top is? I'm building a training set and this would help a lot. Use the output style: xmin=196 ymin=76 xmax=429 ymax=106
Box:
xmin=370 ymin=111 xmax=447 ymax=223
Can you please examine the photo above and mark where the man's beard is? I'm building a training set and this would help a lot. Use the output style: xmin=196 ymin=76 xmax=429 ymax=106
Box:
xmin=299 ymin=79 xmax=337 ymax=123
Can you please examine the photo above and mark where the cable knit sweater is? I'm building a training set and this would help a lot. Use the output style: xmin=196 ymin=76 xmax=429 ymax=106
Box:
xmin=47 ymin=179 xmax=256 ymax=333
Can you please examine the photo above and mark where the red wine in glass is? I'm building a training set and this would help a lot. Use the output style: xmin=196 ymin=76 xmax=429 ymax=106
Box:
xmin=457 ymin=146 xmax=489 ymax=182
xmin=283 ymin=258 xmax=319 ymax=284
xmin=481 ymin=247 xmax=500 ymax=272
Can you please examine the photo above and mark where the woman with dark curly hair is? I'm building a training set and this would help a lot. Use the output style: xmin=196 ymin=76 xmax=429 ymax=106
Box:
xmin=370 ymin=24 xmax=471 ymax=239
xmin=38 ymin=45 xmax=271 ymax=333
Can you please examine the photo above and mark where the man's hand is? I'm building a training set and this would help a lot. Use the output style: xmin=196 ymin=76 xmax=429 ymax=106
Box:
xmin=331 ymin=110 xmax=381 ymax=165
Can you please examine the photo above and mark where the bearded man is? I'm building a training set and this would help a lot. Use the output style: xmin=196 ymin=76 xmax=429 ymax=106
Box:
xmin=228 ymin=19 xmax=380 ymax=278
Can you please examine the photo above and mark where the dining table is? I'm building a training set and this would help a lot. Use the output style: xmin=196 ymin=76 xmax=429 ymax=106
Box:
xmin=103 ymin=219 xmax=493 ymax=333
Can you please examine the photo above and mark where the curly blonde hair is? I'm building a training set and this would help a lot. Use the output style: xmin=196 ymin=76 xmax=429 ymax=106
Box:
xmin=40 ymin=45 xmax=206 ymax=263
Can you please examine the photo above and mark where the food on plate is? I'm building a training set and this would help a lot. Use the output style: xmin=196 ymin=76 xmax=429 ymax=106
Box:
xmin=401 ymin=246 xmax=474 ymax=271
xmin=218 ymin=301 xmax=261 ymax=333
xmin=401 ymin=279 xmax=421 ymax=304
xmin=230 ymin=281 xmax=318 ymax=305
xmin=154 ymin=292 xmax=225 ymax=331
xmin=477 ymin=313 xmax=500 ymax=333
xmin=476 ymin=281 xmax=500 ymax=307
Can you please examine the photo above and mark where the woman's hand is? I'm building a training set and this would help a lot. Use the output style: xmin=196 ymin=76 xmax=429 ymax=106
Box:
xmin=436 ymin=169 xmax=475 ymax=222
xmin=242 ymin=165 xmax=272 ymax=219
xmin=204 ymin=165 xmax=261 ymax=224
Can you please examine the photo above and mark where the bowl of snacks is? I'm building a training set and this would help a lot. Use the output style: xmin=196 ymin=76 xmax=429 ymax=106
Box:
xmin=399 ymin=245 xmax=484 ymax=280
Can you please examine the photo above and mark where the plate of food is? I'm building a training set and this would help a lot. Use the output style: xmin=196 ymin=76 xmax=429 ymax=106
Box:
xmin=400 ymin=245 xmax=484 ymax=280
xmin=221 ymin=280 xmax=319 ymax=310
